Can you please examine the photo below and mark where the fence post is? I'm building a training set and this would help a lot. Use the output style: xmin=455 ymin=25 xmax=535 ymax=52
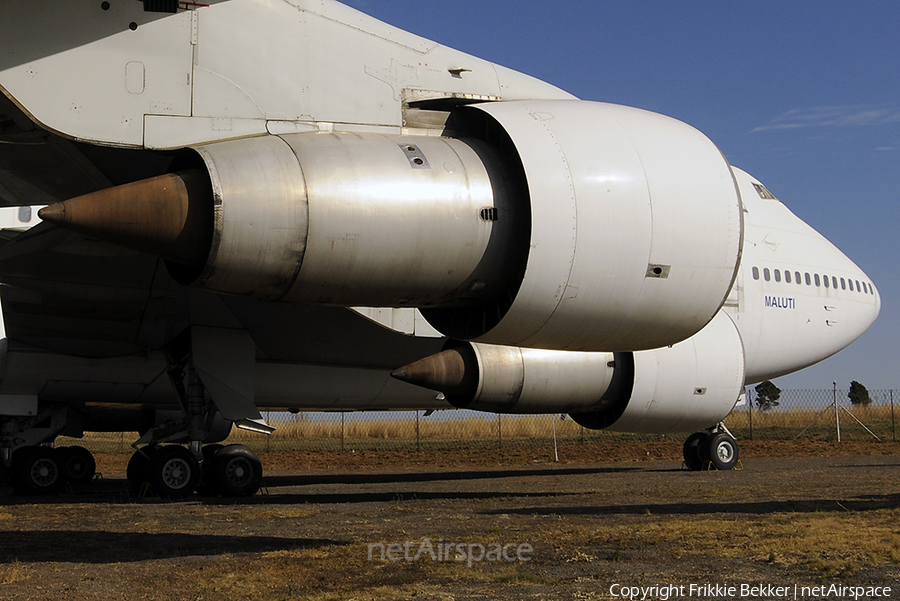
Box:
xmin=833 ymin=381 xmax=841 ymax=443
xmin=748 ymin=387 xmax=754 ymax=440
xmin=890 ymin=388 xmax=897 ymax=442
xmin=416 ymin=411 xmax=421 ymax=452
xmin=498 ymin=414 xmax=502 ymax=450
xmin=341 ymin=412 xmax=345 ymax=452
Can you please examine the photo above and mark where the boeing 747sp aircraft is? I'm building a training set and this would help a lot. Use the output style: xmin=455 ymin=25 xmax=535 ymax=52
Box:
xmin=0 ymin=0 xmax=880 ymax=497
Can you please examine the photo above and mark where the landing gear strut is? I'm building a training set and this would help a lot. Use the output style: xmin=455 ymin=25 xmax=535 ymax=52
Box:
xmin=682 ymin=426 xmax=740 ymax=471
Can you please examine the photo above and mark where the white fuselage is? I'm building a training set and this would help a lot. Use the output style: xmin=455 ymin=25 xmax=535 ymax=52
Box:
xmin=724 ymin=168 xmax=880 ymax=384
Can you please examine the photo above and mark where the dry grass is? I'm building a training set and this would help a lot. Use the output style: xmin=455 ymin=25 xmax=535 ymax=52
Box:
xmin=58 ymin=403 xmax=898 ymax=454
xmin=2 ymin=453 xmax=899 ymax=600
xmin=536 ymin=507 xmax=900 ymax=579
xmin=0 ymin=562 xmax=27 ymax=586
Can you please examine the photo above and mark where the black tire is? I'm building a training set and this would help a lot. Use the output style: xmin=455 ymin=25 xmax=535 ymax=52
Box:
xmin=201 ymin=444 xmax=224 ymax=466
xmin=57 ymin=446 xmax=96 ymax=484
xmin=682 ymin=432 xmax=709 ymax=471
xmin=704 ymin=432 xmax=739 ymax=471
xmin=12 ymin=446 xmax=66 ymax=495
xmin=127 ymin=449 xmax=152 ymax=493
xmin=209 ymin=444 xmax=262 ymax=497
xmin=144 ymin=445 xmax=201 ymax=499
xmin=196 ymin=444 xmax=225 ymax=496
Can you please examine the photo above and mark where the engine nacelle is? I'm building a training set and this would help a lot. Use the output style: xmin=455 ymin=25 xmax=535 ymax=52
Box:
xmin=180 ymin=132 xmax=526 ymax=308
xmin=394 ymin=341 xmax=626 ymax=414
xmin=393 ymin=311 xmax=745 ymax=433
xmin=570 ymin=311 xmax=745 ymax=433
xmin=426 ymin=101 xmax=743 ymax=351
xmin=43 ymin=100 xmax=742 ymax=352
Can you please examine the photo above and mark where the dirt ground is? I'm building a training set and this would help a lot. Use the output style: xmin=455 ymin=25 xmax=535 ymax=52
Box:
xmin=89 ymin=439 xmax=900 ymax=477
xmin=1 ymin=443 xmax=899 ymax=601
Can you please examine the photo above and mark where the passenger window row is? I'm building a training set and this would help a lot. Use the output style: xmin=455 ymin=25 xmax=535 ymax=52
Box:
xmin=750 ymin=266 xmax=875 ymax=295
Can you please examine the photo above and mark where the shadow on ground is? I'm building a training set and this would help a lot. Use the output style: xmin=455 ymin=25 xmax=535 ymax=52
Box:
xmin=483 ymin=493 xmax=900 ymax=517
xmin=0 ymin=531 xmax=342 ymax=564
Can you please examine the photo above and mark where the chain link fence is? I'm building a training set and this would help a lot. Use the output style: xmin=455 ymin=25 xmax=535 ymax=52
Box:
xmin=55 ymin=388 xmax=898 ymax=457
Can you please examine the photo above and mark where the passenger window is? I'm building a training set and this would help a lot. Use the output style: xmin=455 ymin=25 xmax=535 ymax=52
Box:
xmin=795 ymin=271 xmax=801 ymax=284
xmin=774 ymin=269 xmax=781 ymax=282
xmin=805 ymin=273 xmax=811 ymax=286
xmin=785 ymin=271 xmax=792 ymax=284
xmin=856 ymin=280 xmax=861 ymax=292
xmin=814 ymin=274 xmax=820 ymax=287
xmin=752 ymin=266 xmax=759 ymax=280
xmin=763 ymin=268 xmax=771 ymax=282
xmin=832 ymin=276 xmax=838 ymax=289
xmin=824 ymin=275 xmax=829 ymax=288
xmin=840 ymin=278 xmax=846 ymax=290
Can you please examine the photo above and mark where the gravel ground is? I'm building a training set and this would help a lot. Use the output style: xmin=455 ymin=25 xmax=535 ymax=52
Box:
xmin=1 ymin=450 xmax=899 ymax=600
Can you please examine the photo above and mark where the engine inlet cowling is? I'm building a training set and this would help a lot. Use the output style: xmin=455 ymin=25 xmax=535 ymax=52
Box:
xmin=425 ymin=100 xmax=744 ymax=351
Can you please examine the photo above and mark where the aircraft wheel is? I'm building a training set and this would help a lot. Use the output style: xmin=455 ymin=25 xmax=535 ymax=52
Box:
xmin=12 ymin=446 xmax=66 ymax=495
xmin=126 ymin=449 xmax=152 ymax=493
xmin=209 ymin=444 xmax=262 ymax=497
xmin=704 ymin=432 xmax=739 ymax=471
xmin=57 ymin=446 xmax=96 ymax=484
xmin=202 ymin=444 xmax=224 ymax=466
xmin=145 ymin=445 xmax=201 ymax=499
xmin=682 ymin=432 xmax=708 ymax=471
xmin=196 ymin=444 xmax=225 ymax=496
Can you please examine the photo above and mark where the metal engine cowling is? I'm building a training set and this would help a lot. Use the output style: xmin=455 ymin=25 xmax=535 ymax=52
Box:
xmin=424 ymin=100 xmax=743 ymax=351
xmin=42 ymin=100 xmax=742 ymax=353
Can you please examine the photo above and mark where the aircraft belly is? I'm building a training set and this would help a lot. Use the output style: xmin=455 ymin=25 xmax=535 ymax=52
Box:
xmin=255 ymin=361 xmax=451 ymax=411
xmin=222 ymin=296 xmax=446 ymax=369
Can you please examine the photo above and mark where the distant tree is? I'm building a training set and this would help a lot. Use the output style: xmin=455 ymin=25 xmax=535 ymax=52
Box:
xmin=848 ymin=380 xmax=872 ymax=406
xmin=754 ymin=380 xmax=781 ymax=411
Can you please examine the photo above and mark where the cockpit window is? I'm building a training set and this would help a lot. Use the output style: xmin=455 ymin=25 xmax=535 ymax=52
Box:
xmin=753 ymin=182 xmax=779 ymax=201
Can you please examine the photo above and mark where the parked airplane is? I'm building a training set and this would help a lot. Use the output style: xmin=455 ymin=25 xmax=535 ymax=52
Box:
xmin=0 ymin=0 xmax=879 ymax=497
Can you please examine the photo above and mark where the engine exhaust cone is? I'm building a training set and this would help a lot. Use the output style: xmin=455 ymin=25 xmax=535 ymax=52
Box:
xmin=38 ymin=170 xmax=212 ymax=266
xmin=391 ymin=348 xmax=476 ymax=399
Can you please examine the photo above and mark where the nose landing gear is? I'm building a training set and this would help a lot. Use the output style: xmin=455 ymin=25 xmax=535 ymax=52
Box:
xmin=682 ymin=426 xmax=740 ymax=471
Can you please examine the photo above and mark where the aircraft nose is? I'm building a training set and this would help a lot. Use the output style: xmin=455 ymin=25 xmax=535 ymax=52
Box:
xmin=871 ymin=280 xmax=882 ymax=321
xmin=856 ymin=270 xmax=881 ymax=333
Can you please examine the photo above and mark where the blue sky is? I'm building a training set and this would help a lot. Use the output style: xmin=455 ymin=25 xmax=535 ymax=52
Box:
xmin=343 ymin=1 xmax=899 ymax=391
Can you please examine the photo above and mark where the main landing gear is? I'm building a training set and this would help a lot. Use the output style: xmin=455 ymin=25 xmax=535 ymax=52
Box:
xmin=6 ymin=445 xmax=97 ymax=495
xmin=127 ymin=443 xmax=262 ymax=499
xmin=682 ymin=426 xmax=740 ymax=471
xmin=123 ymin=337 xmax=265 ymax=499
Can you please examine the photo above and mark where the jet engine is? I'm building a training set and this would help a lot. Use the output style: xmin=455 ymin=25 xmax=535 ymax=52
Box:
xmin=393 ymin=311 xmax=745 ymax=433
xmin=41 ymin=100 xmax=743 ymax=352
